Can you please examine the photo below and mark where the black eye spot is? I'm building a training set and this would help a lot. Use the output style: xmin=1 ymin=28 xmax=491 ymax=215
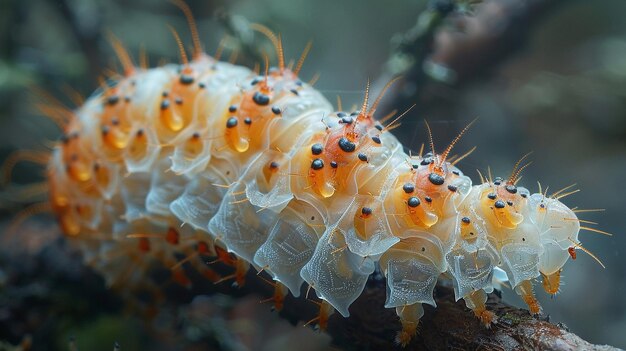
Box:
xmin=447 ymin=185 xmax=458 ymax=192
xmin=428 ymin=173 xmax=445 ymax=185
xmin=311 ymin=216 xmax=315 ymax=220
xmin=338 ymin=137 xmax=356 ymax=152
xmin=250 ymin=78 xmax=260 ymax=85
xmin=462 ymin=217 xmax=470 ymax=224
xmin=341 ymin=116 xmax=353 ymax=124
xmin=311 ymin=143 xmax=323 ymax=155
xmin=226 ymin=117 xmax=238 ymax=128
xmin=180 ymin=74 xmax=195 ymax=85
xmin=269 ymin=162 xmax=279 ymax=169
xmin=272 ymin=106 xmax=281 ymax=115
xmin=330 ymin=161 xmax=338 ymax=168
xmin=421 ymin=247 xmax=426 ymax=252
xmin=420 ymin=158 xmax=431 ymax=166
xmin=403 ymin=183 xmax=415 ymax=193
xmin=358 ymin=153 xmax=368 ymax=162
xmin=371 ymin=136 xmax=381 ymax=144
xmin=470 ymin=232 xmax=474 ymax=236
xmin=244 ymin=117 xmax=252 ymax=125
xmin=253 ymin=91 xmax=270 ymax=105
xmin=229 ymin=105 xmax=237 ymax=113
xmin=487 ymin=193 xmax=497 ymax=200
xmin=494 ymin=200 xmax=506 ymax=209
xmin=540 ymin=203 xmax=546 ymax=209
xmin=192 ymin=132 xmax=200 ymax=139
xmin=361 ymin=207 xmax=372 ymax=215
xmin=494 ymin=177 xmax=503 ymax=186
xmin=106 ymin=95 xmax=119 ymax=105
xmin=522 ymin=237 xmax=526 ymax=242
xmin=425 ymin=196 xmax=432 ymax=203
xmin=375 ymin=124 xmax=383 ymax=131
xmin=161 ymin=99 xmax=170 ymax=110
xmin=337 ymin=112 xmax=346 ymax=117
xmin=175 ymin=97 xmax=183 ymax=105
xmin=290 ymin=88 xmax=299 ymax=96
xmin=507 ymin=201 xmax=514 ymax=206
xmin=407 ymin=197 xmax=420 ymax=207
xmin=198 ymin=82 xmax=206 ymax=89
xmin=520 ymin=193 xmax=528 ymax=198
xmin=452 ymin=170 xmax=460 ymax=175
xmin=311 ymin=159 xmax=324 ymax=170
xmin=162 ymin=91 xmax=169 ymax=97
xmin=101 ymin=126 xmax=109 ymax=135
xmin=506 ymin=185 xmax=517 ymax=194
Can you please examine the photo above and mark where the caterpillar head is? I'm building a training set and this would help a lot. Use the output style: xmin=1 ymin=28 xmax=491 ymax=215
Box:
xmin=528 ymin=191 xmax=582 ymax=294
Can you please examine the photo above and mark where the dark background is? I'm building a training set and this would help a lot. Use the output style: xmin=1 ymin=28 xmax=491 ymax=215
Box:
xmin=0 ymin=0 xmax=625 ymax=349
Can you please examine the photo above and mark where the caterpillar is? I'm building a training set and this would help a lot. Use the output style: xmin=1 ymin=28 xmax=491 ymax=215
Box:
xmin=8 ymin=1 xmax=607 ymax=347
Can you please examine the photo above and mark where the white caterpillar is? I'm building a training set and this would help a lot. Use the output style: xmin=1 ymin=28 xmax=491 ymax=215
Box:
xmin=43 ymin=11 xmax=593 ymax=345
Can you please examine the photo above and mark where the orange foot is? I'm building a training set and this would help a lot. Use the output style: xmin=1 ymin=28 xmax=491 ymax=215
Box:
xmin=474 ymin=308 xmax=497 ymax=327
xmin=395 ymin=321 xmax=418 ymax=347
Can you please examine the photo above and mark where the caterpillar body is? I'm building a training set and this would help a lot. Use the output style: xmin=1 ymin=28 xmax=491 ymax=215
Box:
xmin=39 ymin=7 xmax=592 ymax=346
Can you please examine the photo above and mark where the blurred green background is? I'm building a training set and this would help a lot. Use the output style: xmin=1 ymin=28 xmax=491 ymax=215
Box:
xmin=1 ymin=0 xmax=625 ymax=349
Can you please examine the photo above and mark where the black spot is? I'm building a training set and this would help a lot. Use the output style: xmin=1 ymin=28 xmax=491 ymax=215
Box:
xmin=521 ymin=193 xmax=527 ymax=198
xmin=226 ymin=117 xmax=238 ymax=128
xmin=350 ymin=111 xmax=359 ymax=116
xmin=487 ymin=193 xmax=497 ymax=200
xmin=228 ymin=105 xmax=237 ymax=113
xmin=330 ymin=161 xmax=338 ymax=168
xmin=136 ymin=129 xmax=144 ymax=137
xmin=175 ymin=97 xmax=183 ymax=105
xmin=447 ymin=185 xmax=458 ymax=192
xmin=180 ymin=74 xmax=195 ymax=85
xmin=192 ymin=132 xmax=201 ymax=139
xmin=371 ymin=136 xmax=381 ymax=144
xmin=341 ymin=117 xmax=353 ymax=124
xmin=412 ymin=164 xmax=419 ymax=169
xmin=106 ymin=95 xmax=119 ymax=105
xmin=160 ymin=99 xmax=170 ymax=110
xmin=425 ymin=196 xmax=432 ymax=203
xmin=421 ymin=247 xmax=426 ymax=252
xmin=198 ymin=82 xmax=206 ymax=89
xmin=60 ymin=135 xmax=69 ymax=144
xmin=124 ymin=96 xmax=131 ymax=102
xmin=361 ymin=207 xmax=372 ymax=215
xmin=358 ymin=153 xmax=368 ymax=162
xmin=296 ymin=81 xmax=303 ymax=86
xmin=271 ymin=106 xmax=281 ymax=115
xmin=403 ymin=183 xmax=415 ymax=193
xmin=462 ymin=217 xmax=471 ymax=224
xmin=505 ymin=185 xmax=517 ymax=194
xmin=494 ymin=200 xmax=506 ymax=209
xmin=338 ymin=137 xmax=356 ymax=152
xmin=337 ymin=112 xmax=347 ymax=117
xmin=270 ymin=161 xmax=279 ymax=169
xmin=507 ymin=201 xmax=514 ymax=206
xmin=251 ymin=78 xmax=260 ymax=85
xmin=253 ymin=92 xmax=270 ymax=105
xmin=452 ymin=170 xmax=460 ymax=175
xmin=408 ymin=197 xmax=420 ymax=207
xmin=101 ymin=125 xmax=109 ymax=135
xmin=494 ymin=177 xmax=503 ymax=186
xmin=290 ymin=89 xmax=299 ymax=96
xmin=311 ymin=159 xmax=324 ymax=170
xmin=421 ymin=158 xmax=433 ymax=166
xmin=375 ymin=124 xmax=383 ymax=131
xmin=311 ymin=143 xmax=323 ymax=155
xmin=428 ymin=173 xmax=445 ymax=185
xmin=162 ymin=91 xmax=169 ymax=97
xmin=244 ymin=117 xmax=252 ymax=125
xmin=522 ymin=237 xmax=526 ymax=242
xmin=111 ymin=118 xmax=119 ymax=126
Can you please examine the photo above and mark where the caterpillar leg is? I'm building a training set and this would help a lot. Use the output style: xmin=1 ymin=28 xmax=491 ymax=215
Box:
xmin=259 ymin=280 xmax=289 ymax=312
xmin=515 ymin=280 xmax=542 ymax=314
xmin=395 ymin=303 xmax=424 ymax=347
xmin=305 ymin=299 xmax=335 ymax=331
xmin=541 ymin=269 xmax=562 ymax=295
xmin=464 ymin=290 xmax=496 ymax=327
